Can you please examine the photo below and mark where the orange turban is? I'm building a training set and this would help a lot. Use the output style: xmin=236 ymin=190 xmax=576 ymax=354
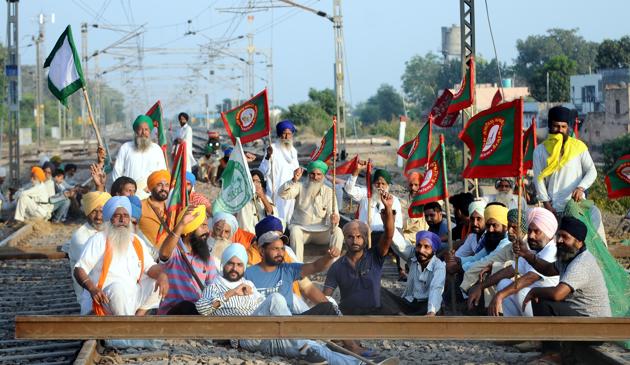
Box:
xmin=408 ymin=172 xmax=421 ymax=184
xmin=147 ymin=170 xmax=171 ymax=190
xmin=31 ymin=166 xmax=46 ymax=182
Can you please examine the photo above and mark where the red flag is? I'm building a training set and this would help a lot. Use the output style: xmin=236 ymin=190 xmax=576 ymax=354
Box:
xmin=491 ymin=89 xmax=503 ymax=108
xmin=447 ymin=56 xmax=475 ymax=114
xmin=366 ymin=160 xmax=373 ymax=199
xmin=430 ymin=90 xmax=457 ymax=128
xmin=573 ymin=117 xmax=580 ymax=139
xmin=331 ymin=154 xmax=359 ymax=175
xmin=523 ymin=117 xmax=537 ymax=170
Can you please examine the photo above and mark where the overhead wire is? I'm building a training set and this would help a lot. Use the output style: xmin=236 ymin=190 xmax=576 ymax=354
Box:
xmin=483 ymin=0 xmax=504 ymax=97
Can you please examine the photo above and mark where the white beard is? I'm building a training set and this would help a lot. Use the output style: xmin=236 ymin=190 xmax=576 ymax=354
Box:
xmin=208 ymin=236 xmax=231 ymax=260
xmin=134 ymin=136 xmax=152 ymax=152
xmin=305 ymin=180 xmax=324 ymax=199
xmin=104 ymin=222 xmax=133 ymax=258
xmin=280 ymin=139 xmax=293 ymax=149
xmin=370 ymin=185 xmax=389 ymax=205
xmin=495 ymin=191 xmax=513 ymax=207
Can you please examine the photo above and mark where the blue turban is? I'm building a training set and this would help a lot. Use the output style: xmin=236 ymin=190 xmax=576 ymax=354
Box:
xmin=221 ymin=243 xmax=248 ymax=269
xmin=103 ymin=196 xmax=132 ymax=222
xmin=212 ymin=212 xmax=238 ymax=237
xmin=186 ymin=171 xmax=196 ymax=186
xmin=276 ymin=120 xmax=297 ymax=137
xmin=127 ymin=195 xmax=142 ymax=221
xmin=255 ymin=215 xmax=284 ymax=239
xmin=415 ymin=231 xmax=441 ymax=254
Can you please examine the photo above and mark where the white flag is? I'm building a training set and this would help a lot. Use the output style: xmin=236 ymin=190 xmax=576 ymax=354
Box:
xmin=213 ymin=137 xmax=255 ymax=214
xmin=43 ymin=25 xmax=85 ymax=106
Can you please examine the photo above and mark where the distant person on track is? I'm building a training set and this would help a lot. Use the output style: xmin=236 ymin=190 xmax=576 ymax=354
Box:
xmin=73 ymin=196 xmax=168 ymax=315
xmin=172 ymin=112 xmax=197 ymax=172
xmin=112 ymin=115 xmax=166 ymax=200
xmin=138 ymin=170 xmax=171 ymax=248
xmin=279 ymin=160 xmax=343 ymax=262
xmin=237 ymin=169 xmax=277 ymax=235
xmin=197 ymin=132 xmax=222 ymax=184
xmin=259 ymin=120 xmax=300 ymax=224
xmin=0 ymin=167 xmax=16 ymax=220
xmin=14 ymin=166 xmax=53 ymax=222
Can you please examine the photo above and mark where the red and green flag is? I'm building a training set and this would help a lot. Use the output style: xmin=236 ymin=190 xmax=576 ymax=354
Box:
xmin=311 ymin=117 xmax=336 ymax=162
xmin=572 ymin=117 xmax=580 ymax=139
xmin=605 ymin=154 xmax=630 ymax=199
xmin=459 ymin=98 xmax=524 ymax=179
xmin=523 ymin=117 xmax=537 ymax=170
xmin=408 ymin=135 xmax=448 ymax=218
xmin=146 ymin=100 xmax=168 ymax=166
xmin=398 ymin=119 xmax=432 ymax=174
xmin=159 ymin=142 xmax=188 ymax=243
xmin=366 ymin=160 xmax=373 ymax=199
xmin=221 ymin=89 xmax=270 ymax=144
xmin=448 ymin=56 xmax=475 ymax=114
xmin=429 ymin=89 xmax=458 ymax=128
xmin=491 ymin=89 xmax=503 ymax=108
xmin=331 ymin=154 xmax=359 ymax=175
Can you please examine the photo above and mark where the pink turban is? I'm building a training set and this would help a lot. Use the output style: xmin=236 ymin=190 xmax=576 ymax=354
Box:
xmin=526 ymin=207 xmax=558 ymax=239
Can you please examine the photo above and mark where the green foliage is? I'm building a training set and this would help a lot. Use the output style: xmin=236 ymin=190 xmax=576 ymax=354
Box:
xmin=596 ymin=36 xmax=630 ymax=70
xmin=281 ymin=101 xmax=331 ymax=136
xmin=445 ymin=144 xmax=463 ymax=177
xmin=529 ymin=55 xmax=577 ymax=102
xmin=355 ymin=83 xmax=404 ymax=124
xmin=589 ymin=170 xmax=630 ymax=215
xmin=602 ymin=133 xmax=630 ymax=171
xmin=307 ymin=88 xmax=336 ymax=116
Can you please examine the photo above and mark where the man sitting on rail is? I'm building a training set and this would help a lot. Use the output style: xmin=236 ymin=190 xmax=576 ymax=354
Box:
xmin=449 ymin=192 xmax=475 ymax=243
xmin=279 ymin=160 xmax=343 ymax=262
xmin=112 ymin=115 xmax=167 ymax=200
xmin=65 ymin=191 xmax=111 ymax=302
xmin=73 ymin=196 xmax=168 ymax=315
xmin=323 ymin=191 xmax=396 ymax=315
xmin=139 ymin=170 xmax=171 ymax=249
xmin=208 ymin=211 xmax=239 ymax=265
xmin=467 ymin=207 xmax=559 ymax=317
xmin=158 ymin=205 xmax=217 ymax=314
xmin=14 ymin=166 xmax=53 ymax=222
xmin=454 ymin=200 xmax=486 ymax=259
xmin=237 ymin=169 xmax=277 ymax=235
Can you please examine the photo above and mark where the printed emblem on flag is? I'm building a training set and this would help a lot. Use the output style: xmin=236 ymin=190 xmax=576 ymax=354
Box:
xmin=431 ymin=91 xmax=452 ymax=122
xmin=236 ymin=104 xmax=258 ymax=132
xmin=616 ymin=162 xmax=630 ymax=184
xmin=418 ymin=160 xmax=439 ymax=194
xmin=480 ymin=117 xmax=505 ymax=160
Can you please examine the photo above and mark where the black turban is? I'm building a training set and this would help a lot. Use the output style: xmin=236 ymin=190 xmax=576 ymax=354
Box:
xmin=559 ymin=216 xmax=587 ymax=242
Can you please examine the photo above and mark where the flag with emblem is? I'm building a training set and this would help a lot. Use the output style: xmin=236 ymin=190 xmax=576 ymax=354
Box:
xmin=43 ymin=25 xmax=85 ymax=106
xmin=523 ymin=117 xmax=537 ymax=170
xmin=159 ymin=142 xmax=189 ymax=242
xmin=146 ymin=100 xmax=169 ymax=165
xmin=213 ymin=137 xmax=256 ymax=214
xmin=459 ymin=98 xmax=524 ymax=179
xmin=221 ymin=89 xmax=270 ymax=144
xmin=428 ymin=90 xmax=459 ymax=128
xmin=605 ymin=154 xmax=630 ymax=199
xmin=408 ymin=135 xmax=448 ymax=218
xmin=310 ymin=117 xmax=336 ymax=162
xmin=447 ymin=57 xmax=475 ymax=114
xmin=398 ymin=120 xmax=432 ymax=174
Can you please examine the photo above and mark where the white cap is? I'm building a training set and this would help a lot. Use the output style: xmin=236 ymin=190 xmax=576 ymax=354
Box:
xmin=0 ymin=167 xmax=6 ymax=178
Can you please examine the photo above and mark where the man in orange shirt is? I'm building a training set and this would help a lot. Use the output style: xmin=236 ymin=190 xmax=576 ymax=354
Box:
xmin=139 ymin=170 xmax=171 ymax=248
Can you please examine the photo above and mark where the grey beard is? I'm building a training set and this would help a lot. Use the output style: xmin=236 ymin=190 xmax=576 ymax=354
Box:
xmin=134 ymin=136 xmax=152 ymax=152
xmin=104 ymin=222 xmax=134 ymax=257
xmin=89 ymin=220 xmax=104 ymax=232
xmin=281 ymin=139 xmax=293 ymax=148
xmin=208 ymin=236 xmax=231 ymax=261
xmin=305 ymin=180 xmax=324 ymax=199
xmin=495 ymin=191 xmax=513 ymax=207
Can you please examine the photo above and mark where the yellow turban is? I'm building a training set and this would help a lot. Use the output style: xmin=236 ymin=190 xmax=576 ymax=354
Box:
xmin=31 ymin=166 xmax=46 ymax=182
xmin=81 ymin=191 xmax=112 ymax=215
xmin=484 ymin=204 xmax=508 ymax=226
xmin=176 ymin=205 xmax=207 ymax=235
xmin=147 ymin=170 xmax=171 ymax=190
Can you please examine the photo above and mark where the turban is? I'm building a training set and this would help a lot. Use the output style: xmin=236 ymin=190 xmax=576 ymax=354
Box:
xmin=204 ymin=144 xmax=214 ymax=155
xmin=507 ymin=208 xmax=527 ymax=235
xmin=81 ymin=191 xmax=112 ymax=216
xmin=147 ymin=170 xmax=171 ymax=190
xmin=373 ymin=169 xmax=392 ymax=185
xmin=31 ymin=166 xmax=46 ymax=182
xmin=189 ymin=191 xmax=210 ymax=208
xmin=468 ymin=200 xmax=486 ymax=217
xmin=558 ymin=216 xmax=587 ymax=242
xmin=221 ymin=243 xmax=248 ymax=269
xmin=133 ymin=114 xmax=152 ymax=131
xmin=177 ymin=205 xmax=207 ymax=235
xmin=408 ymin=172 xmax=421 ymax=184
xmin=526 ymin=207 xmax=558 ymax=239
xmin=103 ymin=196 xmax=132 ymax=222
xmin=223 ymin=147 xmax=233 ymax=157
xmin=255 ymin=215 xmax=284 ymax=239
xmin=307 ymin=160 xmax=328 ymax=174
xmin=548 ymin=106 xmax=574 ymax=125
xmin=186 ymin=171 xmax=196 ymax=186
xmin=127 ymin=195 xmax=142 ymax=221
xmin=484 ymin=204 xmax=508 ymax=226
xmin=212 ymin=212 xmax=238 ymax=237
xmin=0 ymin=167 xmax=6 ymax=178
xmin=415 ymin=231 xmax=441 ymax=254
xmin=495 ymin=178 xmax=514 ymax=189
xmin=276 ymin=120 xmax=297 ymax=137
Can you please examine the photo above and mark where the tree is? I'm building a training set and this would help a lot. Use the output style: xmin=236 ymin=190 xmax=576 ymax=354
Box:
xmin=307 ymin=88 xmax=336 ymax=116
xmin=282 ymin=101 xmax=330 ymax=136
xmin=595 ymin=36 xmax=630 ymax=70
xmin=530 ymin=55 xmax=577 ymax=102
xmin=354 ymin=84 xmax=404 ymax=124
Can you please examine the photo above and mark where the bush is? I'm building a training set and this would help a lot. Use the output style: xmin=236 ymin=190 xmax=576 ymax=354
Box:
xmin=589 ymin=170 xmax=630 ymax=215
xmin=602 ymin=134 xmax=630 ymax=171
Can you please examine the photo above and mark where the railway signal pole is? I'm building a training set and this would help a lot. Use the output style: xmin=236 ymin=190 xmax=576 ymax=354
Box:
xmin=6 ymin=0 xmax=21 ymax=187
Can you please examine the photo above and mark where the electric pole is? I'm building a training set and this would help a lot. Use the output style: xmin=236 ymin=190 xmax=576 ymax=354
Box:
xmin=460 ymin=0 xmax=476 ymax=193
xmin=333 ymin=0 xmax=347 ymax=160
xmin=6 ymin=0 xmax=21 ymax=187
xmin=81 ymin=22 xmax=88 ymax=145
xmin=247 ymin=33 xmax=255 ymax=98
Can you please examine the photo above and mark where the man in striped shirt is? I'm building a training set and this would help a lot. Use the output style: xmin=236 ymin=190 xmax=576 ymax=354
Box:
xmin=158 ymin=205 xmax=217 ymax=314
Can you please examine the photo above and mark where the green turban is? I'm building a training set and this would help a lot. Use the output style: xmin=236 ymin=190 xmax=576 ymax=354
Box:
xmin=373 ymin=169 xmax=391 ymax=185
xmin=508 ymin=208 xmax=527 ymax=235
xmin=133 ymin=115 xmax=152 ymax=131
xmin=307 ymin=160 xmax=329 ymax=174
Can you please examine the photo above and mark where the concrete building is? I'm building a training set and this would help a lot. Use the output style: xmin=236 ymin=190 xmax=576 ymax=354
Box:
xmin=582 ymin=83 xmax=630 ymax=147
xmin=471 ymin=83 xmax=530 ymax=111
xmin=570 ymin=74 xmax=603 ymax=114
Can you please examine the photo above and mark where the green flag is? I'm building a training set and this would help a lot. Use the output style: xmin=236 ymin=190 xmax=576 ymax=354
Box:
xmin=408 ymin=138 xmax=448 ymax=218
xmin=398 ymin=120 xmax=432 ymax=175
xmin=605 ymin=154 xmax=630 ymax=199
xmin=523 ymin=117 xmax=537 ymax=170
xmin=214 ymin=137 xmax=256 ymax=214
xmin=159 ymin=142 xmax=189 ymax=243
xmin=459 ymin=98 xmax=524 ymax=179
xmin=43 ymin=25 xmax=85 ymax=106
xmin=147 ymin=100 xmax=168 ymax=158
xmin=221 ymin=89 xmax=270 ymax=144
xmin=310 ymin=118 xmax=336 ymax=162
xmin=447 ymin=56 xmax=475 ymax=114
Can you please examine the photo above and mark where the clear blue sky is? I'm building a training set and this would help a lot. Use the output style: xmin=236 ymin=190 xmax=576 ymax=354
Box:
xmin=4 ymin=0 xmax=630 ymax=118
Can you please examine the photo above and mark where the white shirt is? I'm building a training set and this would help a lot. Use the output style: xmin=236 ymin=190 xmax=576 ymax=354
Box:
xmin=259 ymin=141 xmax=300 ymax=223
xmin=112 ymin=141 xmax=167 ymax=189
xmin=343 ymin=175 xmax=403 ymax=231
xmin=176 ymin=123 xmax=197 ymax=169
xmin=68 ymin=223 xmax=100 ymax=269
xmin=482 ymin=194 xmax=527 ymax=211
xmin=533 ymin=144 xmax=597 ymax=212
xmin=455 ymin=232 xmax=484 ymax=259
xmin=515 ymin=239 xmax=559 ymax=288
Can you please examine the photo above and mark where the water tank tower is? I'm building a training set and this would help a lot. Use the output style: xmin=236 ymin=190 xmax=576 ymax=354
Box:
xmin=441 ymin=25 xmax=461 ymax=62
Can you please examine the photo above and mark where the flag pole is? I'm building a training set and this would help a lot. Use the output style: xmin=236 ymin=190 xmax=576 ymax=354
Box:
xmin=367 ymin=159 xmax=372 ymax=249
xmin=439 ymin=134 xmax=456 ymax=311
xmin=331 ymin=116 xmax=338 ymax=232
xmin=81 ymin=87 xmax=104 ymax=147
xmin=268 ymin=130 xmax=276 ymax=203
xmin=514 ymin=98 xmax=525 ymax=289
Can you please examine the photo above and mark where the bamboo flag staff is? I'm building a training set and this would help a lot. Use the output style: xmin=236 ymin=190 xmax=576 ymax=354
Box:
xmin=367 ymin=159 xmax=373 ymax=249
xmin=331 ymin=116 xmax=339 ymax=233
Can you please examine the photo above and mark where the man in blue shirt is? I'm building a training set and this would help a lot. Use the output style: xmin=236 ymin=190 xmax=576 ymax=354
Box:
xmin=424 ymin=201 xmax=450 ymax=248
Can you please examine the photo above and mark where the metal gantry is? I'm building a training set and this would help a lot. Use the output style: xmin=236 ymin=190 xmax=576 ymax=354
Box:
xmin=460 ymin=0 xmax=476 ymax=193
xmin=6 ymin=0 xmax=20 ymax=187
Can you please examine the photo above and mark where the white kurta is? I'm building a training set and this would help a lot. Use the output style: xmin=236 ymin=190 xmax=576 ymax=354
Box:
xmin=67 ymin=223 xmax=100 ymax=302
xmin=533 ymin=144 xmax=597 ymax=212
xmin=343 ymin=175 xmax=403 ymax=231
xmin=237 ymin=195 xmax=278 ymax=234
xmin=14 ymin=182 xmax=53 ymax=222
xmin=258 ymin=141 xmax=300 ymax=224
xmin=176 ymin=123 xmax=197 ymax=170
xmin=112 ymin=141 xmax=167 ymax=190
xmin=482 ymin=194 xmax=527 ymax=211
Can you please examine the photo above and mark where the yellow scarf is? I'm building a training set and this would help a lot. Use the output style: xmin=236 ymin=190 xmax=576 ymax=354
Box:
xmin=538 ymin=133 xmax=587 ymax=181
